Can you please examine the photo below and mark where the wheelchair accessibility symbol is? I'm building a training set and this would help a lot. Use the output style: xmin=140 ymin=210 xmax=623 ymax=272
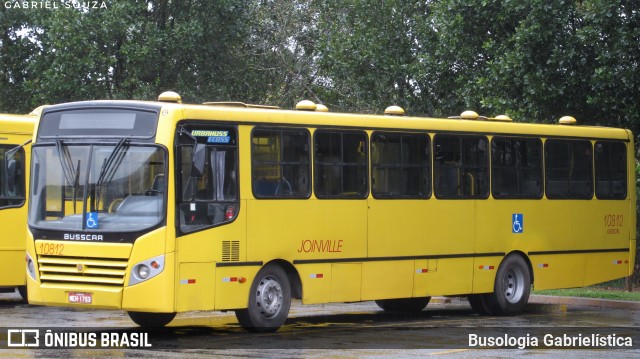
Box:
xmin=86 ymin=212 xmax=99 ymax=229
xmin=512 ymin=213 xmax=523 ymax=234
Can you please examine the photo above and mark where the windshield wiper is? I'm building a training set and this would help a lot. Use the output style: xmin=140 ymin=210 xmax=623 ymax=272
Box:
xmin=55 ymin=138 xmax=84 ymax=214
xmin=95 ymin=138 xmax=129 ymax=210
xmin=55 ymin=138 xmax=77 ymax=187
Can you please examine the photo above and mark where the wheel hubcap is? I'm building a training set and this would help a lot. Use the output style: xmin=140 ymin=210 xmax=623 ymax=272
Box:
xmin=255 ymin=276 xmax=283 ymax=318
xmin=503 ymin=267 xmax=525 ymax=304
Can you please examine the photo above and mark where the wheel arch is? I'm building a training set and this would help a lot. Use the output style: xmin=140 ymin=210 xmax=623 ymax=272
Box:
xmin=264 ymin=259 xmax=302 ymax=299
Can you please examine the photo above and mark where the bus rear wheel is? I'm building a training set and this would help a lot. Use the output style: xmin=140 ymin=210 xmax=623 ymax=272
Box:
xmin=485 ymin=254 xmax=531 ymax=315
xmin=127 ymin=311 xmax=176 ymax=327
xmin=235 ymin=264 xmax=291 ymax=332
xmin=467 ymin=294 xmax=494 ymax=315
xmin=375 ymin=297 xmax=431 ymax=313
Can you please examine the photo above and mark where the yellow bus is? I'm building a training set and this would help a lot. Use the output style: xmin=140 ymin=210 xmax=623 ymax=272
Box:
xmin=26 ymin=93 xmax=636 ymax=331
xmin=0 ymin=111 xmax=36 ymax=300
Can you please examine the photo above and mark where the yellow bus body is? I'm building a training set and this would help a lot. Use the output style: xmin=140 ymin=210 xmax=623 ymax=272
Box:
xmin=0 ymin=113 xmax=35 ymax=294
xmin=26 ymin=98 xmax=636 ymax=329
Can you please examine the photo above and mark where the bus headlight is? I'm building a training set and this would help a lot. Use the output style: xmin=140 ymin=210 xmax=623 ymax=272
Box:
xmin=129 ymin=255 xmax=164 ymax=286
xmin=137 ymin=265 xmax=150 ymax=279
xmin=26 ymin=253 xmax=36 ymax=280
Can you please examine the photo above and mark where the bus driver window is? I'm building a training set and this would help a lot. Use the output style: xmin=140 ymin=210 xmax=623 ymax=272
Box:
xmin=177 ymin=126 xmax=238 ymax=233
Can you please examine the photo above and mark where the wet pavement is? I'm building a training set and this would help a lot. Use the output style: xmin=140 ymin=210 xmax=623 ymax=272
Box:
xmin=0 ymin=290 xmax=638 ymax=357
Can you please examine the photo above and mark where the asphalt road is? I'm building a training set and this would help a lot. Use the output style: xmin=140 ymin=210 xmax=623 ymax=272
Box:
xmin=0 ymin=290 xmax=638 ymax=358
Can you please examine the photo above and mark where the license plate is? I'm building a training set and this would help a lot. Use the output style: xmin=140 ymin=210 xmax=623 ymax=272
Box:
xmin=68 ymin=292 xmax=92 ymax=304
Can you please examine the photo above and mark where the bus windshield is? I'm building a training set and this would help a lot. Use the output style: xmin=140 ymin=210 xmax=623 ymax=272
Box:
xmin=29 ymin=142 xmax=166 ymax=232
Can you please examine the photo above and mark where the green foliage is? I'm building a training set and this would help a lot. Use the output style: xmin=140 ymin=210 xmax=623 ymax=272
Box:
xmin=314 ymin=0 xmax=426 ymax=113
xmin=1 ymin=0 xmax=639 ymax=135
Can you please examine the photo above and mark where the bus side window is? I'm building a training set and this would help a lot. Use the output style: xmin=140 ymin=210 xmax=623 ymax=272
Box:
xmin=595 ymin=141 xmax=627 ymax=199
xmin=491 ymin=137 xmax=543 ymax=199
xmin=434 ymin=134 xmax=488 ymax=199
xmin=371 ymin=132 xmax=430 ymax=199
xmin=314 ymin=130 xmax=368 ymax=199
xmin=251 ymin=128 xmax=310 ymax=198
xmin=177 ymin=126 xmax=239 ymax=234
xmin=1 ymin=145 xmax=26 ymax=208
xmin=545 ymin=139 xmax=593 ymax=199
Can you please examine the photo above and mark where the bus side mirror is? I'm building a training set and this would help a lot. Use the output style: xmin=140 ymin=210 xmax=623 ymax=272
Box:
xmin=6 ymin=159 xmax=17 ymax=193
xmin=191 ymin=143 xmax=206 ymax=177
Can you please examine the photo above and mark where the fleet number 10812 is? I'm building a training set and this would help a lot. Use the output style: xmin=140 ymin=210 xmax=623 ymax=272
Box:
xmin=39 ymin=243 xmax=65 ymax=255
xmin=604 ymin=214 xmax=623 ymax=235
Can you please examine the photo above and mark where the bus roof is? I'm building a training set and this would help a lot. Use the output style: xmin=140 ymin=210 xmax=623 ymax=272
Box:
xmin=179 ymin=103 xmax=631 ymax=142
xmin=41 ymin=98 xmax=631 ymax=142
xmin=0 ymin=113 xmax=36 ymax=135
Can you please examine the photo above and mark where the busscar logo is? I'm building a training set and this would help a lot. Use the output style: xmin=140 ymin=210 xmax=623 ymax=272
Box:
xmin=63 ymin=233 xmax=104 ymax=241
xmin=7 ymin=329 xmax=39 ymax=347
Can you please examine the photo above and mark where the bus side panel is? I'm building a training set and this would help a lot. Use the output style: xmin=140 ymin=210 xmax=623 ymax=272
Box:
xmin=0 ymin=209 xmax=26 ymax=286
xmin=177 ymin=262 xmax=215 ymax=312
xmin=474 ymin=199 xmax=542 ymax=293
xmin=413 ymin=259 xmax=431 ymax=297
xmin=175 ymin=203 xmax=248 ymax=311
xmin=247 ymin=199 xmax=367 ymax=262
xmin=367 ymin=199 xmax=429 ymax=257
xmin=530 ymin=253 xmax=586 ymax=290
xmin=330 ymin=263 xmax=361 ymax=302
xmin=214 ymin=265 xmax=259 ymax=310
xmin=0 ymin=134 xmax=30 ymax=288
xmin=361 ymin=260 xmax=413 ymax=301
xmin=413 ymin=259 xmax=439 ymax=296
xmin=530 ymin=200 xmax=586 ymax=290
xmin=0 ymin=250 xmax=25 ymax=287
xmin=582 ymin=199 xmax=632 ymax=286
xmin=369 ymin=198 xmax=475 ymax=298
xmin=424 ymin=258 xmax=473 ymax=296
xmin=471 ymin=256 xmax=503 ymax=294
xmin=297 ymin=263 xmax=331 ymax=304
xmin=475 ymin=200 xmax=545 ymax=255
xmin=583 ymin=252 xmax=631 ymax=287
xmin=176 ymin=201 xmax=247 ymax=263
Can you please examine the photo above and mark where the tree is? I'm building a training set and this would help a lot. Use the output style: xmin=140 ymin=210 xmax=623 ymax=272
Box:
xmin=0 ymin=6 xmax=40 ymax=113
xmin=314 ymin=0 xmax=427 ymax=114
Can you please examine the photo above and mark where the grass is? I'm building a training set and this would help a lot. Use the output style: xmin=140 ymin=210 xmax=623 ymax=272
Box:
xmin=532 ymin=282 xmax=640 ymax=302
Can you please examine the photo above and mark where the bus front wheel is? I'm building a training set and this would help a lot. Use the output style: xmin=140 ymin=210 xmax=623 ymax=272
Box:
xmin=17 ymin=286 xmax=27 ymax=302
xmin=127 ymin=311 xmax=176 ymax=327
xmin=375 ymin=297 xmax=431 ymax=313
xmin=235 ymin=264 xmax=291 ymax=332
xmin=485 ymin=254 xmax=531 ymax=315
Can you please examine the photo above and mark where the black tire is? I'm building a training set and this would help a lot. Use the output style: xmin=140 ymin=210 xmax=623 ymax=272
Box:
xmin=235 ymin=264 xmax=291 ymax=332
xmin=485 ymin=254 xmax=531 ymax=315
xmin=467 ymin=294 xmax=494 ymax=315
xmin=127 ymin=311 xmax=176 ymax=327
xmin=17 ymin=286 xmax=27 ymax=303
xmin=375 ymin=297 xmax=431 ymax=313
